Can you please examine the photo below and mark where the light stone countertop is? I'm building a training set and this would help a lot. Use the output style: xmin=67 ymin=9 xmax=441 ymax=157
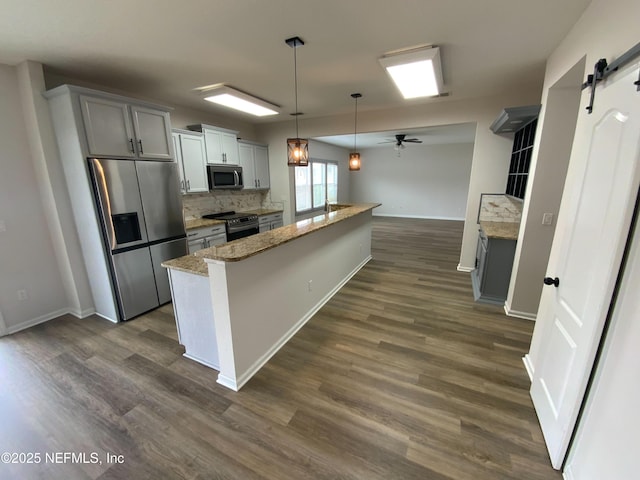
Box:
xmin=242 ymin=208 xmax=284 ymax=216
xmin=163 ymin=254 xmax=209 ymax=277
xmin=184 ymin=218 xmax=226 ymax=230
xmin=163 ymin=203 xmax=380 ymax=274
xmin=480 ymin=221 xmax=520 ymax=240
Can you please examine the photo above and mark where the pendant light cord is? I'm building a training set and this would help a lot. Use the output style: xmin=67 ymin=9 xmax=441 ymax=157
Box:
xmin=293 ymin=43 xmax=299 ymax=138
xmin=353 ymin=95 xmax=358 ymax=151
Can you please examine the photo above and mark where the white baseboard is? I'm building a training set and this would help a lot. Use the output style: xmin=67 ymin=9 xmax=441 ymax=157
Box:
xmin=94 ymin=312 xmax=118 ymax=323
xmin=457 ymin=264 xmax=474 ymax=273
xmin=373 ymin=213 xmax=464 ymax=221
xmin=4 ymin=308 xmax=72 ymax=336
xmin=67 ymin=306 xmax=97 ymax=319
xmin=522 ymin=354 xmax=534 ymax=381
xmin=224 ymin=255 xmax=372 ymax=391
xmin=184 ymin=352 xmax=219 ymax=372
xmin=563 ymin=465 xmax=575 ymax=480
xmin=504 ymin=303 xmax=537 ymax=321
xmin=0 ymin=310 xmax=7 ymax=337
xmin=217 ymin=374 xmax=239 ymax=391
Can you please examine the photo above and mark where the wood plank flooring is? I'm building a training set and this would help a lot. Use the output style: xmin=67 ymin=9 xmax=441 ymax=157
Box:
xmin=0 ymin=217 xmax=559 ymax=479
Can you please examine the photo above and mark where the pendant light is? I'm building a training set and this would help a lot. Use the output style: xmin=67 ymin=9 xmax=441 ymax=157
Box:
xmin=285 ymin=36 xmax=309 ymax=166
xmin=349 ymin=93 xmax=362 ymax=171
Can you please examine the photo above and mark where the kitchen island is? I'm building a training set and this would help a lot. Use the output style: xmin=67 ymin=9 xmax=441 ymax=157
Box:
xmin=163 ymin=203 xmax=380 ymax=391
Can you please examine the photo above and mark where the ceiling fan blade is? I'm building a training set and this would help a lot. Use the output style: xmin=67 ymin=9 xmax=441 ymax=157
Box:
xmin=404 ymin=138 xmax=423 ymax=143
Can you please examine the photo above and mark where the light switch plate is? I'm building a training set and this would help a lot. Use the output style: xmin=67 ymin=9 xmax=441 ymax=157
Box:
xmin=542 ymin=213 xmax=554 ymax=225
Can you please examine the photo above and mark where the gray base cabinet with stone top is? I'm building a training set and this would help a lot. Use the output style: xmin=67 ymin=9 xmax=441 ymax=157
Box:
xmin=472 ymin=228 xmax=517 ymax=304
xmin=471 ymin=194 xmax=521 ymax=305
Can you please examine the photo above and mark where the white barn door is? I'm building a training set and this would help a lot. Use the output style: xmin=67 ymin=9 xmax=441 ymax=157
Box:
xmin=530 ymin=62 xmax=640 ymax=468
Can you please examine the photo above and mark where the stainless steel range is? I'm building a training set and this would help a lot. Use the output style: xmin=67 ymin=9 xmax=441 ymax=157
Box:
xmin=203 ymin=211 xmax=259 ymax=241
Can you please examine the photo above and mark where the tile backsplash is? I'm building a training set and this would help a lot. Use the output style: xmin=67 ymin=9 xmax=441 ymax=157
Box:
xmin=182 ymin=190 xmax=283 ymax=219
xmin=478 ymin=194 xmax=523 ymax=223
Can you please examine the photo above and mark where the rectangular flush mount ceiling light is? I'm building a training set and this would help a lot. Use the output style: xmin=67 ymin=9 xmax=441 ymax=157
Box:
xmin=200 ymin=85 xmax=280 ymax=117
xmin=379 ymin=46 xmax=443 ymax=99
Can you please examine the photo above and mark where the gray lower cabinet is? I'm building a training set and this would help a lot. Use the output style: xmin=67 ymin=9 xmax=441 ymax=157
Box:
xmin=471 ymin=228 xmax=516 ymax=304
xmin=187 ymin=224 xmax=226 ymax=253
xmin=258 ymin=213 xmax=283 ymax=233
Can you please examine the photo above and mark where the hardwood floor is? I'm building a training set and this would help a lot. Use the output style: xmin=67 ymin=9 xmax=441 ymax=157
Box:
xmin=0 ymin=217 xmax=559 ymax=479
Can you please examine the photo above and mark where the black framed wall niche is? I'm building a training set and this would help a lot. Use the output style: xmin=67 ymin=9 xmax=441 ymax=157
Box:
xmin=506 ymin=118 xmax=537 ymax=199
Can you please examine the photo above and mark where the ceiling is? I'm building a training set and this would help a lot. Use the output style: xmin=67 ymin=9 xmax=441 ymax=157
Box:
xmin=0 ymin=0 xmax=591 ymax=125
xmin=315 ymin=123 xmax=477 ymax=149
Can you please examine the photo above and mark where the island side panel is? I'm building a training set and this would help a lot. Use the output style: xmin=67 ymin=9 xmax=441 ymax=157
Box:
xmin=167 ymin=268 xmax=219 ymax=370
xmin=207 ymin=210 xmax=373 ymax=391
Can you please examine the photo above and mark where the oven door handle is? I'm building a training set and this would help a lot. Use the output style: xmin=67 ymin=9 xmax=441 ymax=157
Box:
xmin=233 ymin=170 xmax=239 ymax=187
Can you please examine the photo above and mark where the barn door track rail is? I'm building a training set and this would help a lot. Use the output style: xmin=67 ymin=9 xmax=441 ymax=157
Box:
xmin=582 ymin=41 xmax=640 ymax=114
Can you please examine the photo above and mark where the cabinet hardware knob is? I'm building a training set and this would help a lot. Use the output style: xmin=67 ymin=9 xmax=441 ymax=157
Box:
xmin=129 ymin=138 xmax=135 ymax=153
xmin=138 ymin=139 xmax=144 ymax=154
xmin=543 ymin=277 xmax=560 ymax=287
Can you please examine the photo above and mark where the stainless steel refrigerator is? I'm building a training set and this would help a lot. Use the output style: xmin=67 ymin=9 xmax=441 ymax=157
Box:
xmin=88 ymin=158 xmax=187 ymax=321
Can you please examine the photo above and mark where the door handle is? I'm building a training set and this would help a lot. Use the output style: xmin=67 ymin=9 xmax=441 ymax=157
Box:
xmin=129 ymin=138 xmax=135 ymax=153
xmin=544 ymin=277 xmax=560 ymax=287
xmin=138 ymin=139 xmax=144 ymax=154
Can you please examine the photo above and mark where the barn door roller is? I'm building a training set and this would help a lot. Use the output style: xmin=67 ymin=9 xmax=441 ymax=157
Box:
xmin=582 ymin=41 xmax=640 ymax=114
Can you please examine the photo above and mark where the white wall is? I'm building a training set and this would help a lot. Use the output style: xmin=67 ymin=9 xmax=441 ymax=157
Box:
xmin=349 ymin=143 xmax=474 ymax=220
xmin=256 ymin=92 xmax=541 ymax=269
xmin=0 ymin=64 xmax=68 ymax=333
xmin=506 ymin=61 xmax=584 ymax=319
xmin=523 ymin=0 xmax=640 ymax=475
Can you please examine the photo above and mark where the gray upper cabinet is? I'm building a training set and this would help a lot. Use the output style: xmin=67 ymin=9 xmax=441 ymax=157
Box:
xmin=80 ymin=94 xmax=172 ymax=160
xmin=172 ymin=129 xmax=208 ymax=194
xmin=188 ymin=124 xmax=239 ymax=165
xmin=130 ymin=105 xmax=172 ymax=159
xmin=238 ymin=140 xmax=270 ymax=189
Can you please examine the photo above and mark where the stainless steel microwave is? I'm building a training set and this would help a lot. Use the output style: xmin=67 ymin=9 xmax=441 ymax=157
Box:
xmin=207 ymin=164 xmax=243 ymax=190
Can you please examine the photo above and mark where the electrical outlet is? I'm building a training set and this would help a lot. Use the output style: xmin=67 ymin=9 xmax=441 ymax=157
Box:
xmin=308 ymin=280 xmax=313 ymax=292
xmin=0 ymin=220 xmax=6 ymax=232
xmin=17 ymin=289 xmax=28 ymax=301
xmin=542 ymin=213 xmax=554 ymax=226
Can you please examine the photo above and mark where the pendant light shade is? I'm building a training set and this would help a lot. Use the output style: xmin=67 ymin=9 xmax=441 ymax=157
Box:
xmin=349 ymin=152 xmax=361 ymax=171
xmin=286 ymin=36 xmax=309 ymax=166
xmin=287 ymin=138 xmax=309 ymax=166
xmin=349 ymin=93 xmax=362 ymax=171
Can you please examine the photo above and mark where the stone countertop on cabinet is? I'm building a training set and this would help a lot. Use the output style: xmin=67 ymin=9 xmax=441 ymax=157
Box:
xmin=162 ymin=253 xmax=209 ymax=277
xmin=479 ymin=221 xmax=520 ymax=240
xmin=242 ymin=208 xmax=284 ymax=216
xmin=163 ymin=203 xmax=380 ymax=273
xmin=184 ymin=218 xmax=226 ymax=230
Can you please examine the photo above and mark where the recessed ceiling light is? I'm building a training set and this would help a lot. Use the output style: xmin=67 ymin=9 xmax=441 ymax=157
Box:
xmin=379 ymin=46 xmax=443 ymax=99
xmin=199 ymin=85 xmax=280 ymax=117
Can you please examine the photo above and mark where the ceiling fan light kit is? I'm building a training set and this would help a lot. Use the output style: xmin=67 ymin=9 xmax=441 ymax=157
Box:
xmin=286 ymin=36 xmax=310 ymax=166
xmin=349 ymin=93 xmax=362 ymax=171
xmin=378 ymin=45 xmax=443 ymax=99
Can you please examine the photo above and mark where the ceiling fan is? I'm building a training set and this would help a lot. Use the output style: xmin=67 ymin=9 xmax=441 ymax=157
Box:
xmin=379 ymin=134 xmax=423 ymax=149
